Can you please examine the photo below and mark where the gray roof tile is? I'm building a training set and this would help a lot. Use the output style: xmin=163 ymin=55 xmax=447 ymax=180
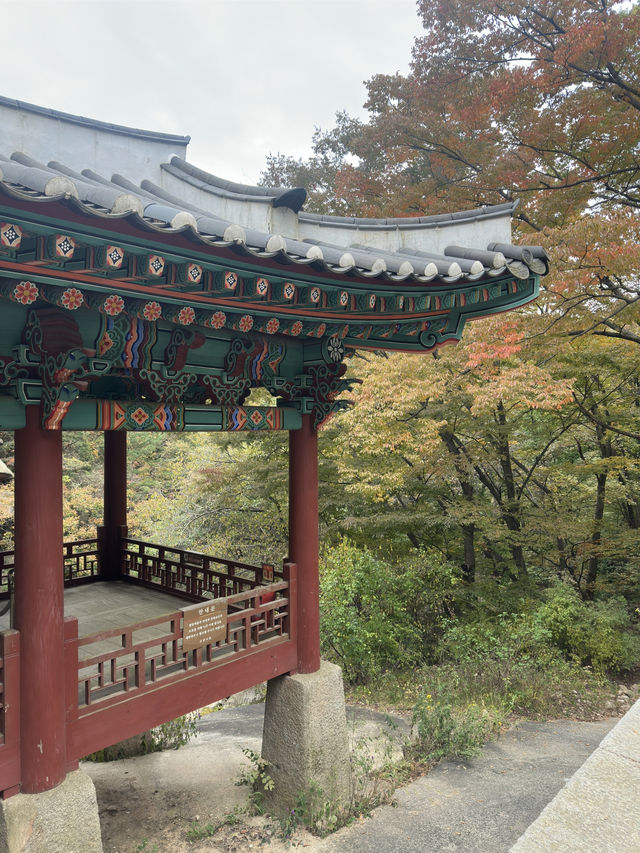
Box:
xmin=0 ymin=144 xmax=547 ymax=287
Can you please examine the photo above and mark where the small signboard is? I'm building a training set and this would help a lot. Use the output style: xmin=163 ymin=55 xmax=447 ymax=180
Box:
xmin=262 ymin=563 xmax=274 ymax=583
xmin=182 ymin=600 xmax=227 ymax=652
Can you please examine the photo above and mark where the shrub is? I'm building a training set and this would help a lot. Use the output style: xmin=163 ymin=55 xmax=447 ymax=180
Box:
xmin=320 ymin=542 xmax=413 ymax=682
xmin=441 ymin=610 xmax=553 ymax=668
xmin=411 ymin=689 xmax=500 ymax=761
xmin=437 ymin=603 xmax=614 ymax=718
xmin=84 ymin=712 xmax=199 ymax=762
xmin=534 ymin=584 xmax=640 ymax=673
xmin=319 ymin=541 xmax=460 ymax=682
xmin=142 ymin=712 xmax=199 ymax=753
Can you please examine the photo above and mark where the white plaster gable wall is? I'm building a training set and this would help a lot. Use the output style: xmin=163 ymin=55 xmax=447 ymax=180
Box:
xmin=0 ymin=103 xmax=188 ymax=186
xmin=270 ymin=206 xmax=301 ymax=240
xmin=295 ymin=213 xmax=513 ymax=256
xmin=240 ymin=199 xmax=513 ymax=254
xmin=159 ymin=168 xmax=274 ymax=233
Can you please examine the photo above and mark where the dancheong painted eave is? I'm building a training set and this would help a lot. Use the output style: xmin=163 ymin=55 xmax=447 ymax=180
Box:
xmin=0 ymin=97 xmax=546 ymax=355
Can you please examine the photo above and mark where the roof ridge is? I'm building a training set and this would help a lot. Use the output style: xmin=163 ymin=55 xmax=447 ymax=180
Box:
xmin=299 ymin=201 xmax=518 ymax=230
xmin=164 ymin=157 xmax=306 ymax=212
xmin=0 ymin=95 xmax=190 ymax=145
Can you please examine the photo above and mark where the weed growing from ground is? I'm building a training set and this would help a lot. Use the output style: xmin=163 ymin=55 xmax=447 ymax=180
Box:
xmin=142 ymin=711 xmax=199 ymax=753
xmin=186 ymin=807 xmax=244 ymax=843
xmin=236 ymin=748 xmax=275 ymax=813
xmin=85 ymin=711 xmax=199 ymax=762
xmin=134 ymin=840 xmax=158 ymax=853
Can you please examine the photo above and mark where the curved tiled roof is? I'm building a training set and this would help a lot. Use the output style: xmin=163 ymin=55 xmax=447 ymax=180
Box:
xmin=0 ymin=151 xmax=548 ymax=285
xmin=0 ymin=95 xmax=550 ymax=295
xmin=0 ymin=99 xmax=548 ymax=362
xmin=299 ymin=201 xmax=518 ymax=229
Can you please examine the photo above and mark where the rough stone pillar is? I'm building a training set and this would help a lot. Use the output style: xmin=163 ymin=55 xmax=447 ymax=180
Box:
xmin=0 ymin=770 xmax=103 ymax=853
xmin=14 ymin=405 xmax=66 ymax=793
xmin=100 ymin=430 xmax=127 ymax=580
xmin=288 ymin=414 xmax=320 ymax=673
xmin=261 ymin=661 xmax=351 ymax=816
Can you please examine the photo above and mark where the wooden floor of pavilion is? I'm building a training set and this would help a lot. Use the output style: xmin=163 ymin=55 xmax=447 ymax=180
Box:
xmin=0 ymin=581 xmax=194 ymax=655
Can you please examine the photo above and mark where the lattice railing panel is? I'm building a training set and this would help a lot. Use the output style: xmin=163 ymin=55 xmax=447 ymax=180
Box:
xmin=63 ymin=538 xmax=99 ymax=585
xmin=120 ymin=538 xmax=281 ymax=600
xmin=0 ymin=539 xmax=99 ymax=598
xmin=75 ymin=579 xmax=291 ymax=712
xmin=0 ymin=551 xmax=13 ymax=598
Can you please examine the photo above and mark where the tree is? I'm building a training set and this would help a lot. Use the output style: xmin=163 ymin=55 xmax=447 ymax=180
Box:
xmin=335 ymin=0 xmax=640 ymax=213
xmin=325 ymin=314 xmax=576 ymax=576
xmin=265 ymin=1 xmax=640 ymax=343
xmin=259 ymin=0 xmax=640 ymax=598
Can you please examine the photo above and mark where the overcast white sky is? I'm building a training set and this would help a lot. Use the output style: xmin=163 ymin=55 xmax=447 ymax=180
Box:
xmin=2 ymin=0 xmax=420 ymax=184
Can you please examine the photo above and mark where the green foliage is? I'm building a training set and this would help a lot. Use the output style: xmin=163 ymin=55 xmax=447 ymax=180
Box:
xmin=134 ymin=841 xmax=158 ymax=853
xmin=237 ymin=748 xmax=274 ymax=814
xmin=142 ymin=712 xmax=199 ymax=753
xmin=534 ymin=584 xmax=640 ymax=673
xmin=85 ymin=713 xmax=199 ymax=762
xmin=126 ymin=431 xmax=289 ymax=566
xmin=349 ymin=722 xmax=410 ymax=819
xmin=319 ymin=542 xmax=412 ymax=682
xmin=437 ymin=609 xmax=613 ymax=719
xmin=185 ymin=821 xmax=217 ymax=842
xmin=411 ymin=691 xmax=500 ymax=762
xmin=185 ymin=808 xmax=243 ymax=843
xmin=237 ymin=737 xmax=404 ymax=840
xmin=279 ymin=792 xmax=307 ymax=841
xmin=278 ymin=784 xmax=343 ymax=839
xmin=441 ymin=603 xmax=555 ymax=668
xmin=348 ymin=576 xmax=620 ymax=723
xmin=319 ymin=541 xmax=461 ymax=682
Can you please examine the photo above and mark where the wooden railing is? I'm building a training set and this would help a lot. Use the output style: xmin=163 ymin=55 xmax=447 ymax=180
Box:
xmin=0 ymin=538 xmax=99 ymax=597
xmin=0 ymin=542 xmax=296 ymax=788
xmin=63 ymin=538 xmax=100 ymax=585
xmin=0 ymin=536 xmax=270 ymax=600
xmin=120 ymin=538 xmax=281 ymax=601
xmin=70 ymin=560 xmax=296 ymax=712
xmin=0 ymin=550 xmax=13 ymax=598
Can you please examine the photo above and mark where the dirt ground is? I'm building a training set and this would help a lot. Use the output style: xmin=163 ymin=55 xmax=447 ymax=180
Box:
xmin=89 ymin=749 xmax=326 ymax=853
xmin=94 ymin=785 xmax=319 ymax=853
xmin=85 ymin=727 xmax=300 ymax=853
xmin=84 ymin=703 xmax=408 ymax=853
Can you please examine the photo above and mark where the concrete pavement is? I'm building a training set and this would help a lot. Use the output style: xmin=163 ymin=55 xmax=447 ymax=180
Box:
xmin=314 ymin=717 xmax=616 ymax=853
xmin=85 ymin=704 xmax=622 ymax=852
xmin=512 ymin=698 xmax=640 ymax=852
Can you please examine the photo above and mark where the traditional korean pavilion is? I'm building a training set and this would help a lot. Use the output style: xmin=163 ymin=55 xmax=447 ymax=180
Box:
xmin=0 ymin=96 xmax=546 ymax=841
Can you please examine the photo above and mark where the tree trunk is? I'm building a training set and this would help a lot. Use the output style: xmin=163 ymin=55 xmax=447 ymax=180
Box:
xmin=461 ymin=523 xmax=476 ymax=583
xmin=584 ymin=419 xmax=612 ymax=600
xmin=495 ymin=402 xmax=527 ymax=578
xmin=439 ymin=429 xmax=477 ymax=582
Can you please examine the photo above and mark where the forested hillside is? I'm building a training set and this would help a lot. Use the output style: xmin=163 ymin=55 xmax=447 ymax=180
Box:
xmin=268 ymin=0 xmax=640 ymax=722
xmin=261 ymin=0 xmax=640 ymax=608
xmin=1 ymin=0 xmax=638 ymax=742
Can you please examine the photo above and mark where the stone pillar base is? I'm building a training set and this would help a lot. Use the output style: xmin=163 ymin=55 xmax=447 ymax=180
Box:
xmin=261 ymin=660 xmax=351 ymax=816
xmin=0 ymin=771 xmax=103 ymax=853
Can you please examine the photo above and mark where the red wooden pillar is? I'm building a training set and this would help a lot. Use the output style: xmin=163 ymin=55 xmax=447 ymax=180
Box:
xmin=14 ymin=405 xmax=66 ymax=793
xmin=289 ymin=414 xmax=321 ymax=673
xmin=101 ymin=430 xmax=127 ymax=580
